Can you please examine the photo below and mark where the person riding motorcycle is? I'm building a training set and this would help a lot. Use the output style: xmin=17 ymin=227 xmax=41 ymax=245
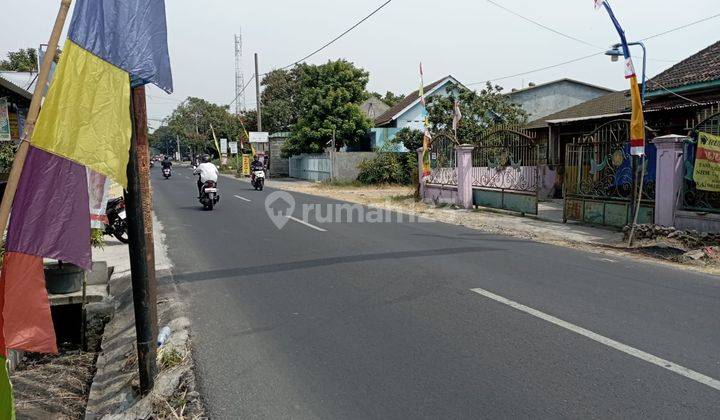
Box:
xmin=193 ymin=155 xmax=219 ymax=197
xmin=250 ymin=155 xmax=264 ymax=183
xmin=161 ymin=157 xmax=172 ymax=170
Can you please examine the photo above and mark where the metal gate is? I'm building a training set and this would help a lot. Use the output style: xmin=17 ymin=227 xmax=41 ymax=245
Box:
xmin=681 ymin=107 xmax=720 ymax=213
xmin=471 ymin=126 xmax=539 ymax=215
xmin=425 ymin=132 xmax=458 ymax=186
xmin=563 ymin=119 xmax=655 ymax=228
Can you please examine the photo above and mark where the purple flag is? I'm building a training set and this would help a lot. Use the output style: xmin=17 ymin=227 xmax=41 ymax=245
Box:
xmin=6 ymin=147 xmax=91 ymax=269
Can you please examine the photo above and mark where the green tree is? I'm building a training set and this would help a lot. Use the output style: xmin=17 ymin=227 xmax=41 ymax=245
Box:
xmin=285 ymin=60 xmax=371 ymax=156
xmin=394 ymin=127 xmax=423 ymax=152
xmin=260 ymin=66 xmax=304 ymax=133
xmin=372 ymin=91 xmax=406 ymax=107
xmin=0 ymin=48 xmax=38 ymax=72
xmin=149 ymin=125 xmax=177 ymax=156
xmin=166 ymin=97 xmax=245 ymax=158
xmin=427 ymin=82 xmax=527 ymax=140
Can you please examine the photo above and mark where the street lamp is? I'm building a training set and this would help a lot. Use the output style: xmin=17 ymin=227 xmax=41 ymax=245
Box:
xmin=605 ymin=41 xmax=647 ymax=100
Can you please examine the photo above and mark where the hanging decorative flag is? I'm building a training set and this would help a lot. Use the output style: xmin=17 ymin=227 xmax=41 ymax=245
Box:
xmin=452 ymin=99 xmax=462 ymax=134
xmin=595 ymin=0 xmax=645 ymax=156
xmin=0 ymin=3 xmax=173 ymax=415
xmin=419 ymin=63 xmax=432 ymax=177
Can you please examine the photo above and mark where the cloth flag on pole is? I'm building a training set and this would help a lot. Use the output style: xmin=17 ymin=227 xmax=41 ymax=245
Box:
xmin=452 ymin=99 xmax=462 ymax=133
xmin=419 ymin=63 xmax=432 ymax=177
xmin=595 ymin=0 xmax=645 ymax=156
xmin=0 ymin=4 xmax=173 ymax=416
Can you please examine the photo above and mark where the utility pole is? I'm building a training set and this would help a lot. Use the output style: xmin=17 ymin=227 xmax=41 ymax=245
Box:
xmin=126 ymin=86 xmax=158 ymax=395
xmin=175 ymin=134 xmax=181 ymax=161
xmin=255 ymin=53 xmax=262 ymax=132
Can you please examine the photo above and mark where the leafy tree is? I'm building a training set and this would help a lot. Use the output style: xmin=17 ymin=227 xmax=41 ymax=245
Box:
xmin=0 ymin=48 xmax=38 ymax=72
xmin=165 ymin=97 xmax=245 ymax=158
xmin=372 ymin=91 xmax=406 ymax=107
xmin=427 ymin=82 xmax=527 ymax=141
xmin=260 ymin=66 xmax=304 ymax=133
xmin=149 ymin=125 xmax=177 ymax=156
xmin=285 ymin=60 xmax=371 ymax=156
xmin=394 ymin=127 xmax=423 ymax=152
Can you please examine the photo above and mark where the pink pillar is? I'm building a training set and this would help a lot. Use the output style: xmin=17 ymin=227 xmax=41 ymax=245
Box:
xmin=455 ymin=144 xmax=475 ymax=209
xmin=653 ymin=134 xmax=687 ymax=227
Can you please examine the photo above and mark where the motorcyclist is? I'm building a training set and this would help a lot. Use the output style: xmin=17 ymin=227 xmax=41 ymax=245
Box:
xmin=193 ymin=155 xmax=219 ymax=197
xmin=161 ymin=156 xmax=172 ymax=170
xmin=250 ymin=155 xmax=264 ymax=184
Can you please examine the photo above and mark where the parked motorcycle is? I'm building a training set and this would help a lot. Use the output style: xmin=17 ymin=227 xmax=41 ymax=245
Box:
xmin=251 ymin=169 xmax=265 ymax=191
xmin=104 ymin=197 xmax=129 ymax=243
xmin=199 ymin=180 xmax=220 ymax=210
xmin=162 ymin=167 xmax=171 ymax=179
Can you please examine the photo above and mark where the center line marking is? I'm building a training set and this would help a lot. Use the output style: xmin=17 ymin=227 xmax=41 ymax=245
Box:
xmin=470 ymin=287 xmax=720 ymax=392
xmin=286 ymin=215 xmax=326 ymax=232
xmin=233 ymin=195 xmax=251 ymax=202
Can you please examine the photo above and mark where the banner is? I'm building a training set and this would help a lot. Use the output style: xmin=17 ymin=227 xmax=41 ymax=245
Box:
xmin=220 ymin=138 xmax=228 ymax=154
xmin=242 ymin=154 xmax=251 ymax=175
xmin=0 ymin=98 xmax=10 ymax=141
xmin=229 ymin=141 xmax=238 ymax=155
xmin=693 ymin=132 xmax=720 ymax=192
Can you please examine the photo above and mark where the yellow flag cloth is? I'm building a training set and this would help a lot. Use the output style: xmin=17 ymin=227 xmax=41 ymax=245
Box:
xmin=31 ymin=40 xmax=131 ymax=187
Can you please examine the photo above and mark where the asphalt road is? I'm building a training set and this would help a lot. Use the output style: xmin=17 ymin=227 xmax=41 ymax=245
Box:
xmin=152 ymin=166 xmax=720 ymax=419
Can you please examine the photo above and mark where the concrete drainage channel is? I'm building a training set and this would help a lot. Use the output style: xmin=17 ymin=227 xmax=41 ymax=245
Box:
xmin=9 ymin=215 xmax=205 ymax=419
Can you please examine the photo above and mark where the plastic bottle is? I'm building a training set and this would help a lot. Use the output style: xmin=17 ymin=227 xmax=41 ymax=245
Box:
xmin=157 ymin=326 xmax=171 ymax=347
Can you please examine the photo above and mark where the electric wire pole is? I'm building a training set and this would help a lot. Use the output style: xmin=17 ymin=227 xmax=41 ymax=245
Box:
xmin=255 ymin=53 xmax=262 ymax=132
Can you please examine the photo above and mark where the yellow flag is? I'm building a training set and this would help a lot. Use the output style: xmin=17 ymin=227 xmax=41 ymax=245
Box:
xmin=31 ymin=40 xmax=131 ymax=187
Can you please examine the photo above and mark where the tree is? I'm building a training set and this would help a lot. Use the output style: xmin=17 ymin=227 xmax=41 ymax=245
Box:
xmin=394 ymin=127 xmax=423 ymax=152
xmin=0 ymin=48 xmax=38 ymax=72
xmin=427 ymin=82 xmax=527 ymax=141
xmin=149 ymin=125 xmax=177 ymax=156
xmin=165 ymin=97 xmax=245 ymax=158
xmin=372 ymin=91 xmax=406 ymax=107
xmin=260 ymin=66 xmax=304 ymax=133
xmin=285 ymin=60 xmax=371 ymax=156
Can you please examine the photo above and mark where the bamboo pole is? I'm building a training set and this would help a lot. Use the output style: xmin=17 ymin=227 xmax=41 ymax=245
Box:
xmin=0 ymin=0 xmax=72 ymax=235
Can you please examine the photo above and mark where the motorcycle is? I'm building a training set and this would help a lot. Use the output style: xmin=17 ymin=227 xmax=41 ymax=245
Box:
xmin=162 ymin=167 xmax=171 ymax=179
xmin=199 ymin=179 xmax=220 ymax=210
xmin=251 ymin=169 xmax=265 ymax=191
xmin=104 ymin=197 xmax=129 ymax=243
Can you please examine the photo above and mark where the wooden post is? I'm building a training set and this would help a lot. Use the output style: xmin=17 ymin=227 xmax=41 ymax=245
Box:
xmin=125 ymin=86 xmax=158 ymax=395
xmin=0 ymin=0 xmax=72 ymax=235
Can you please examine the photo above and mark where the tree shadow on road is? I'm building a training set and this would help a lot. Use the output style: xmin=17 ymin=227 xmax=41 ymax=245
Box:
xmin=164 ymin=245 xmax=502 ymax=285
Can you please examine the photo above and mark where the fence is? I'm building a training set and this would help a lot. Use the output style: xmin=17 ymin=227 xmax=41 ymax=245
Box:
xmin=289 ymin=154 xmax=332 ymax=182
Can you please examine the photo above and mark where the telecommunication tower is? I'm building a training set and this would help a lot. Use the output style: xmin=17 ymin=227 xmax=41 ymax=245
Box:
xmin=234 ymin=31 xmax=246 ymax=115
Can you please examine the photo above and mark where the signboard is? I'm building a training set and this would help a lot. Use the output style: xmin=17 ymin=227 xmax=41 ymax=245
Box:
xmin=249 ymin=132 xmax=269 ymax=143
xmin=242 ymin=154 xmax=251 ymax=175
xmin=693 ymin=132 xmax=720 ymax=192
xmin=0 ymin=98 xmax=10 ymax=141
xmin=220 ymin=138 xmax=228 ymax=154
xmin=229 ymin=141 xmax=238 ymax=154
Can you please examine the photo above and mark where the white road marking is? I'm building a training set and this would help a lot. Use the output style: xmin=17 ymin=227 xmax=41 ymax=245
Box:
xmin=233 ymin=195 xmax=251 ymax=202
xmin=286 ymin=215 xmax=327 ymax=232
xmin=184 ymin=176 xmax=190 ymax=179
xmin=470 ymin=287 xmax=720 ymax=392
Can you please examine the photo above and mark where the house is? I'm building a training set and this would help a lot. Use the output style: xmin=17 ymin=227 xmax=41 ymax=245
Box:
xmin=360 ymin=96 xmax=390 ymax=122
xmin=371 ymin=75 xmax=462 ymax=149
xmin=0 ymin=72 xmax=33 ymax=142
xmin=505 ymin=78 xmax=614 ymax=120
xmin=525 ymin=40 xmax=720 ymax=229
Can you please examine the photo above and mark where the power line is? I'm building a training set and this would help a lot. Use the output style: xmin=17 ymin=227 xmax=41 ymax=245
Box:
xmin=484 ymin=0 xmax=603 ymax=50
xmin=468 ymin=11 xmax=720 ymax=86
xmin=229 ymin=0 xmax=393 ymax=107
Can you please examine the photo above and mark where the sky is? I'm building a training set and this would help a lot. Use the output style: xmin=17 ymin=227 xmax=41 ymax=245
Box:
xmin=2 ymin=0 xmax=719 ymax=129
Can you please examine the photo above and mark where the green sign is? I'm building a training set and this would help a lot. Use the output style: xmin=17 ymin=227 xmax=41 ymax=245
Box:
xmin=0 ymin=98 xmax=10 ymax=141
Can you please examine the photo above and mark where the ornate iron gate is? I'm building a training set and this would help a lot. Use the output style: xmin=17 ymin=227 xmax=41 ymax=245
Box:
xmin=681 ymin=107 xmax=720 ymax=213
xmin=425 ymin=132 xmax=458 ymax=186
xmin=471 ymin=126 xmax=539 ymax=215
xmin=563 ymin=119 xmax=656 ymax=228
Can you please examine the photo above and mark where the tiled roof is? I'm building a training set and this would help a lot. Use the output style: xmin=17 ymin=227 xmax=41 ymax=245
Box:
xmin=525 ymin=90 xmax=630 ymax=129
xmin=374 ymin=76 xmax=456 ymax=126
xmin=647 ymin=41 xmax=720 ymax=92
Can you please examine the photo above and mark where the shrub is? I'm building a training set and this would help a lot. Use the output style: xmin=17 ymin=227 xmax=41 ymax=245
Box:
xmin=357 ymin=151 xmax=416 ymax=185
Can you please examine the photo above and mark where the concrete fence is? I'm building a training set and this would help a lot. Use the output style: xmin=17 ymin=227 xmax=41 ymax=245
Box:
xmin=288 ymin=151 xmax=377 ymax=182
xmin=418 ymin=135 xmax=720 ymax=232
